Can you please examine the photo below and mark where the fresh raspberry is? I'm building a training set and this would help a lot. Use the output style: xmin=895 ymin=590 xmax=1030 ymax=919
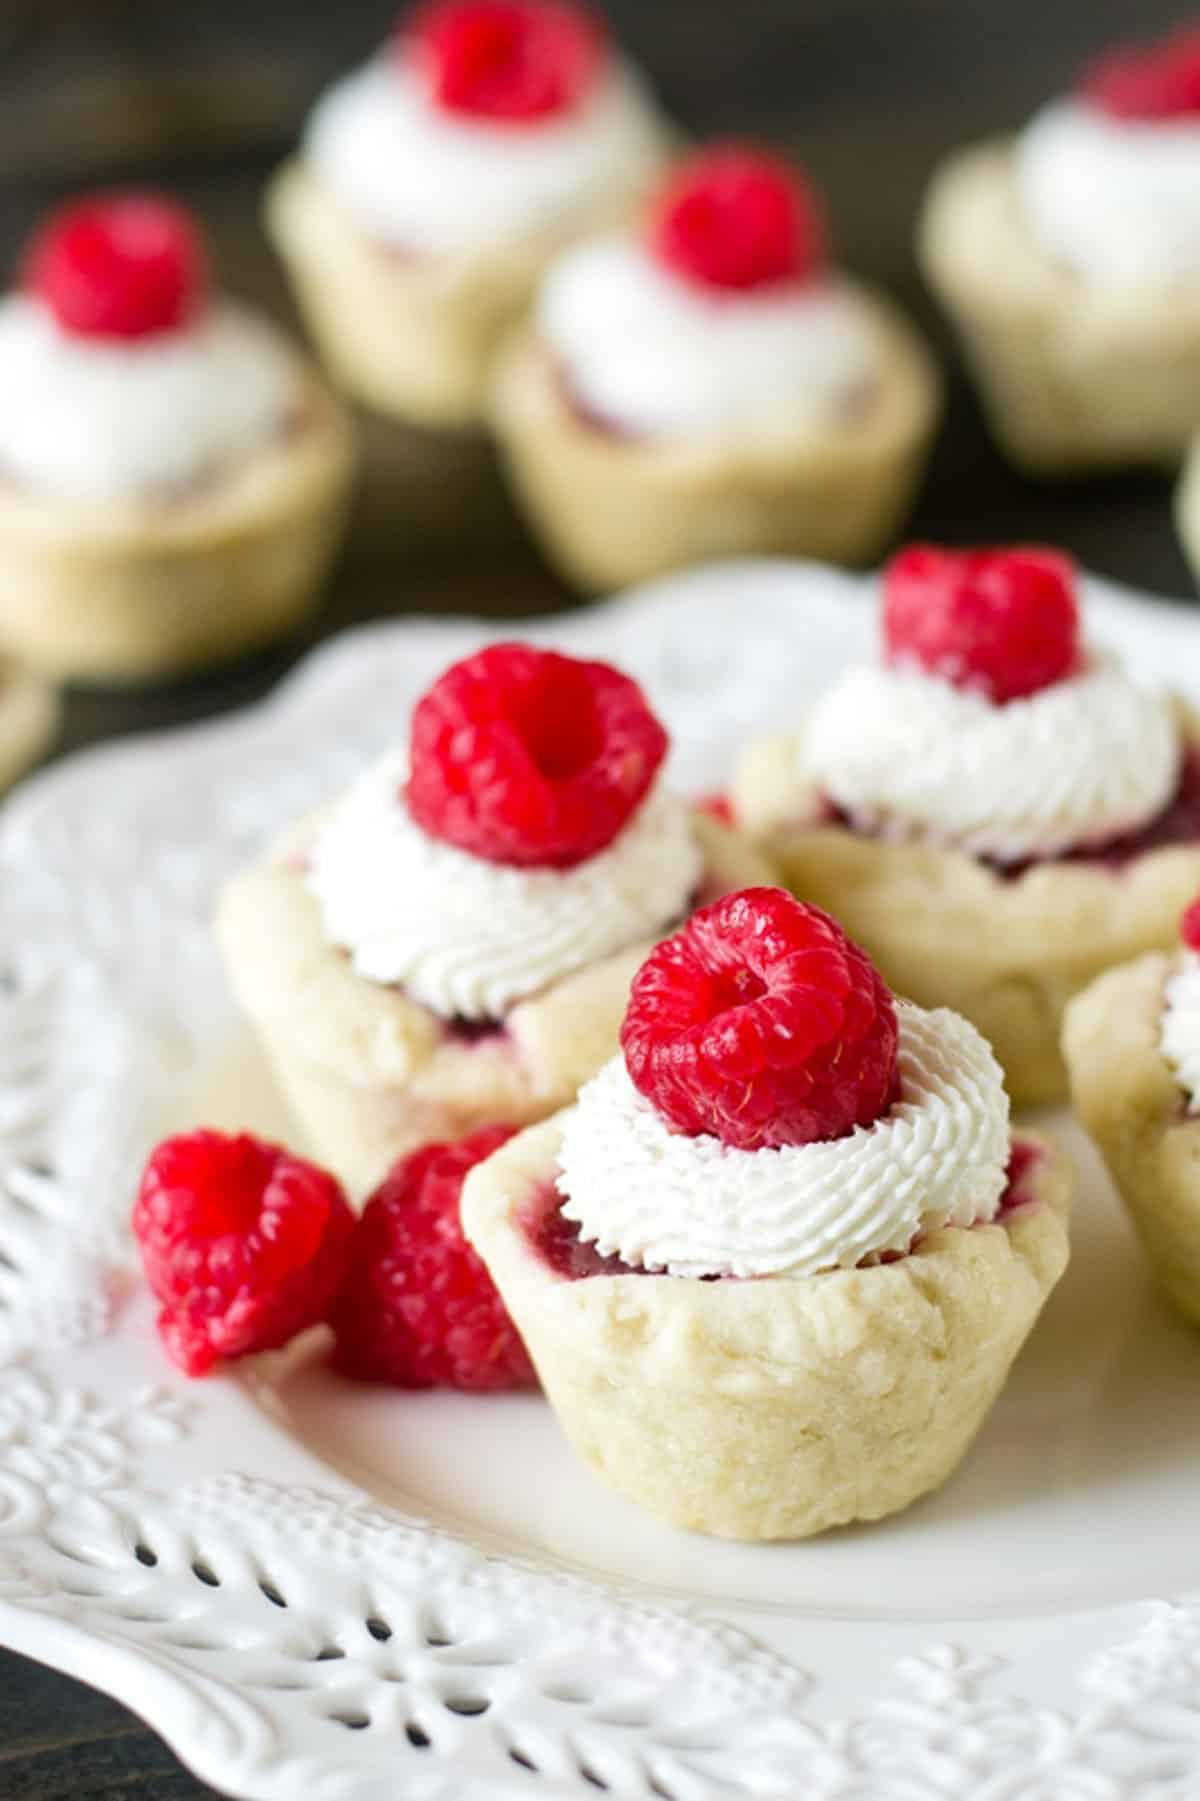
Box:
xmin=650 ymin=145 xmax=826 ymax=292
xmin=881 ymin=543 xmax=1081 ymax=705
xmin=133 ymin=1131 xmax=355 ymax=1378
xmin=1081 ymin=28 xmax=1200 ymax=121
xmin=404 ymin=0 xmax=604 ymax=122
xmin=407 ymin=641 xmax=669 ymax=868
xmin=1182 ymin=896 xmax=1200 ymax=952
xmin=620 ymin=887 xmax=898 ymax=1152
xmin=329 ymin=1126 xmax=535 ymax=1390
xmin=23 ymin=192 xmax=209 ymax=340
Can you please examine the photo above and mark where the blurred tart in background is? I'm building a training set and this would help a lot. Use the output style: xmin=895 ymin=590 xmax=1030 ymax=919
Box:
xmin=266 ymin=0 xmax=672 ymax=430
xmin=921 ymin=24 xmax=1200 ymax=473
xmin=217 ymin=641 xmax=771 ymax=1198
xmin=0 ymin=192 xmax=354 ymax=684
xmin=1065 ymin=896 xmax=1200 ymax=1325
xmin=732 ymin=546 xmax=1200 ymax=1104
xmin=490 ymin=142 xmax=941 ymax=591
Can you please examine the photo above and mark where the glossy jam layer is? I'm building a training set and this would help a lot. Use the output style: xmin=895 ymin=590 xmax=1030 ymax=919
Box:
xmin=525 ymin=1137 xmax=1041 ymax=1280
xmin=824 ymin=750 xmax=1200 ymax=879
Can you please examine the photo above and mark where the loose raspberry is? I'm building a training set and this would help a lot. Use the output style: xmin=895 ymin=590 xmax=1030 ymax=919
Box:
xmin=1182 ymin=896 xmax=1200 ymax=952
xmin=1081 ymin=28 xmax=1200 ymax=121
xmin=650 ymin=145 xmax=826 ymax=292
xmin=407 ymin=641 xmax=669 ymax=868
xmin=133 ymin=1131 xmax=355 ymax=1377
xmin=881 ymin=543 xmax=1081 ymax=705
xmin=329 ymin=1126 xmax=535 ymax=1390
xmin=404 ymin=0 xmax=604 ymax=122
xmin=620 ymin=887 xmax=898 ymax=1152
xmin=23 ymin=192 xmax=209 ymax=340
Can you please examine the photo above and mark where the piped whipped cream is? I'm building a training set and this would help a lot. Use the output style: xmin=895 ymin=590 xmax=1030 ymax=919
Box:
xmin=1016 ymin=99 xmax=1200 ymax=283
xmin=555 ymin=1003 xmax=1010 ymax=1279
xmin=802 ymin=652 xmax=1181 ymax=864
xmin=308 ymin=748 xmax=703 ymax=1021
xmin=304 ymin=57 xmax=665 ymax=254
xmin=1162 ymin=951 xmax=1200 ymax=1112
xmin=0 ymin=297 xmax=296 ymax=500
xmin=538 ymin=239 xmax=876 ymax=439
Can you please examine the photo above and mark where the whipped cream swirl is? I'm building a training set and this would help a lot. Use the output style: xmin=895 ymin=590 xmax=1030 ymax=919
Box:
xmin=308 ymin=748 xmax=703 ymax=1021
xmin=538 ymin=239 xmax=876 ymax=439
xmin=1162 ymin=951 xmax=1200 ymax=1113
xmin=555 ymin=1003 xmax=1011 ymax=1279
xmin=304 ymin=57 xmax=666 ymax=254
xmin=0 ymin=297 xmax=296 ymax=500
xmin=802 ymin=652 xmax=1181 ymax=864
xmin=1015 ymin=99 xmax=1200 ymax=283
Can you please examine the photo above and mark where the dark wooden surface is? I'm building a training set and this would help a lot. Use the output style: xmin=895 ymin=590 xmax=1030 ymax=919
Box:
xmin=2 ymin=2 xmax=1197 ymax=1795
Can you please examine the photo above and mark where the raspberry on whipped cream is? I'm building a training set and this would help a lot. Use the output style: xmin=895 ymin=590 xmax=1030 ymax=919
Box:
xmin=0 ymin=193 xmax=297 ymax=501
xmin=1161 ymin=895 xmax=1200 ymax=1114
xmin=302 ymin=1 xmax=665 ymax=254
xmin=308 ymin=642 xmax=703 ymax=1021
xmin=1015 ymin=28 xmax=1200 ymax=284
xmin=536 ymin=143 xmax=878 ymax=441
xmin=557 ymin=889 xmax=1012 ymax=1279
xmin=804 ymin=545 xmax=1183 ymax=864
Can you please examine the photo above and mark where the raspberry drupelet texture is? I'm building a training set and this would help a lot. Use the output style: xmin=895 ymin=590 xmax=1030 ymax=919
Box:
xmin=23 ymin=192 xmax=209 ymax=340
xmin=1182 ymin=896 xmax=1200 ymax=953
xmin=1081 ymin=27 xmax=1200 ymax=122
xmin=405 ymin=0 xmax=604 ymax=122
xmin=881 ymin=543 xmax=1081 ymax=705
xmin=620 ymin=887 xmax=899 ymax=1152
xmin=650 ymin=144 xmax=826 ymax=292
xmin=330 ymin=1126 xmax=535 ymax=1389
xmin=133 ymin=1130 xmax=355 ymax=1377
xmin=406 ymin=641 xmax=669 ymax=868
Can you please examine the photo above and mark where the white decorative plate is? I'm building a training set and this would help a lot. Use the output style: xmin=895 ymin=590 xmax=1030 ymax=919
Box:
xmin=3 ymin=559 xmax=1200 ymax=1801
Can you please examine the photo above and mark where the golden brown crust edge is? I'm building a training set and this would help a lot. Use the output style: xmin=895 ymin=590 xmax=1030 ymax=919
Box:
xmin=461 ymin=1118 xmax=1072 ymax=1540
xmin=1064 ymin=955 xmax=1200 ymax=1326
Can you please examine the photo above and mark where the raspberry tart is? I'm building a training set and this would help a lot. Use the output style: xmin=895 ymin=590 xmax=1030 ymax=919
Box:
xmin=490 ymin=143 xmax=941 ymax=590
xmin=0 ymin=192 xmax=353 ymax=684
xmin=217 ymin=642 xmax=772 ymax=1197
xmin=921 ymin=24 xmax=1200 ymax=472
xmin=267 ymin=0 xmax=671 ymax=430
xmin=1065 ymin=898 xmax=1200 ymax=1327
xmin=732 ymin=546 xmax=1200 ymax=1105
xmin=461 ymin=889 xmax=1072 ymax=1540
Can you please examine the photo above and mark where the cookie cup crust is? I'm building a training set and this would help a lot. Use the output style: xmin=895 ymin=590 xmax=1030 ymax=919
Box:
xmin=461 ymin=1118 xmax=1071 ymax=1540
xmin=487 ymin=286 xmax=941 ymax=592
xmin=0 ymin=660 xmax=59 ymax=792
xmin=0 ymin=366 xmax=355 ymax=685
xmin=732 ymin=708 xmax=1200 ymax=1107
xmin=1064 ymin=955 xmax=1200 ymax=1325
xmin=215 ymin=808 xmax=772 ymax=1199
xmin=266 ymin=155 xmax=669 ymax=430
xmin=920 ymin=140 xmax=1200 ymax=474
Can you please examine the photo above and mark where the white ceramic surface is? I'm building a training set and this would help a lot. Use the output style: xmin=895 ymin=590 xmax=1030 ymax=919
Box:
xmin=2 ymin=560 xmax=1200 ymax=1800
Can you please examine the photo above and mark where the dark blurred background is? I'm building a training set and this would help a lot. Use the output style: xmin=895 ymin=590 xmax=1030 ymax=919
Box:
xmin=0 ymin=1 xmax=1195 ymax=763
xmin=1 ymin=9 xmax=1197 ymax=1790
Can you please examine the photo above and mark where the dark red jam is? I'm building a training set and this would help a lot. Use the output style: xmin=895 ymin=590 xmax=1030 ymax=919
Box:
xmin=524 ymin=1134 xmax=1042 ymax=1281
xmin=823 ymin=750 xmax=1200 ymax=881
xmin=444 ymin=1014 xmax=509 ymax=1045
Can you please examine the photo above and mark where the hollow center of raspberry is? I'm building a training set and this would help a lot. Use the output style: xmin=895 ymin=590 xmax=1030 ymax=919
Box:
xmin=186 ymin=1142 xmax=273 ymax=1237
xmin=707 ymin=965 xmax=768 ymax=1014
xmin=514 ymin=683 xmax=602 ymax=782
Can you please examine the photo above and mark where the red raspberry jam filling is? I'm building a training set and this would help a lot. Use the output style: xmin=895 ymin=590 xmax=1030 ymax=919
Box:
xmin=24 ymin=192 xmax=209 ymax=341
xmin=407 ymin=641 xmax=668 ymax=870
xmin=404 ymin=0 xmax=605 ymax=123
xmin=822 ymin=749 xmax=1200 ymax=880
xmin=525 ymin=1137 xmax=1042 ymax=1281
xmin=1081 ymin=27 xmax=1200 ymax=122
xmin=882 ymin=544 xmax=1080 ymax=705
xmin=650 ymin=144 xmax=826 ymax=293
